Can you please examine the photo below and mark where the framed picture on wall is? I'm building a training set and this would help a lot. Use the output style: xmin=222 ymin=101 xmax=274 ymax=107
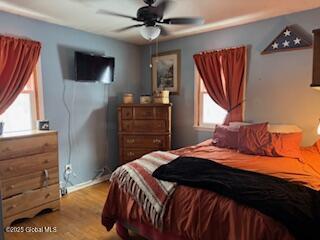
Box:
xmin=152 ymin=50 xmax=181 ymax=95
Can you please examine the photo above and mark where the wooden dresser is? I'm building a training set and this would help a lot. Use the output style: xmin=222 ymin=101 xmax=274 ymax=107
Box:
xmin=118 ymin=103 xmax=172 ymax=164
xmin=0 ymin=130 xmax=60 ymax=226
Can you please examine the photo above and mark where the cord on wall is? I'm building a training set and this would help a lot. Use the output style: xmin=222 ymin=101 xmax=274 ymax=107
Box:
xmin=102 ymin=84 xmax=113 ymax=175
xmin=91 ymin=84 xmax=113 ymax=181
xmin=62 ymin=80 xmax=76 ymax=190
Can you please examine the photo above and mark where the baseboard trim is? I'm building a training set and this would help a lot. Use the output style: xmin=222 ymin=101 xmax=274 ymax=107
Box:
xmin=67 ymin=174 xmax=111 ymax=194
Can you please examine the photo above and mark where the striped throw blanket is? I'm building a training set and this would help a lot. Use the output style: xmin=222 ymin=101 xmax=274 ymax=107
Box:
xmin=110 ymin=151 xmax=178 ymax=229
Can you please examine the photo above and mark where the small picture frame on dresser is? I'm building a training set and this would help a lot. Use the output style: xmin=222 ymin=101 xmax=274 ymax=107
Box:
xmin=37 ymin=120 xmax=50 ymax=130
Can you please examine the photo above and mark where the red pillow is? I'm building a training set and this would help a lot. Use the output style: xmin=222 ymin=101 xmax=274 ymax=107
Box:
xmin=213 ymin=125 xmax=239 ymax=149
xmin=238 ymin=122 xmax=272 ymax=156
xmin=238 ymin=122 xmax=302 ymax=158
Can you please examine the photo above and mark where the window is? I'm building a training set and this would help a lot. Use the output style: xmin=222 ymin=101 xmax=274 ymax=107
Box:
xmin=0 ymin=62 xmax=44 ymax=133
xmin=194 ymin=66 xmax=227 ymax=130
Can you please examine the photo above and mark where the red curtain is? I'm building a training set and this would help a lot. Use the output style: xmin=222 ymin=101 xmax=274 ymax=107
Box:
xmin=193 ymin=46 xmax=246 ymax=124
xmin=0 ymin=36 xmax=41 ymax=114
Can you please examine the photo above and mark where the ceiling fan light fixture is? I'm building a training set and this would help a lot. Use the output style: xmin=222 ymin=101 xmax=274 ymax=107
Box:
xmin=140 ymin=26 xmax=161 ymax=41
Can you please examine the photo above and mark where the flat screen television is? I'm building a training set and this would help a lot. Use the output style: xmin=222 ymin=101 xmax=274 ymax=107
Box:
xmin=75 ymin=51 xmax=114 ymax=84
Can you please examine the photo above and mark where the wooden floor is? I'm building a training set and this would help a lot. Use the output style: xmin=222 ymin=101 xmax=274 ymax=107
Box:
xmin=5 ymin=182 xmax=143 ymax=240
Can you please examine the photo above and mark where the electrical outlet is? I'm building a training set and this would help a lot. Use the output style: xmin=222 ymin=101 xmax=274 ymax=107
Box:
xmin=65 ymin=164 xmax=72 ymax=175
xmin=60 ymin=187 xmax=68 ymax=196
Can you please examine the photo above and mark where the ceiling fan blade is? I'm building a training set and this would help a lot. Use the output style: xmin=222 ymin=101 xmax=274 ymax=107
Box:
xmin=114 ymin=24 xmax=144 ymax=32
xmin=162 ymin=17 xmax=204 ymax=25
xmin=159 ymin=25 xmax=170 ymax=36
xmin=97 ymin=9 xmax=138 ymax=21
xmin=155 ymin=0 xmax=171 ymax=18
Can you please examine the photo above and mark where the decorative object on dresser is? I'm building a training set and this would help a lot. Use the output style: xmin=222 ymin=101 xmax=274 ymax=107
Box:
xmin=0 ymin=130 xmax=60 ymax=227
xmin=140 ymin=95 xmax=152 ymax=104
xmin=118 ymin=103 xmax=172 ymax=164
xmin=123 ymin=93 xmax=134 ymax=104
xmin=152 ymin=50 xmax=181 ymax=94
xmin=153 ymin=90 xmax=170 ymax=104
xmin=36 ymin=120 xmax=50 ymax=130
xmin=311 ymin=28 xmax=320 ymax=90
xmin=262 ymin=25 xmax=312 ymax=55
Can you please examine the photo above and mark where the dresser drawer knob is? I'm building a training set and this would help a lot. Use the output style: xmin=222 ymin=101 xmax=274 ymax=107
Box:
xmin=3 ymin=147 xmax=11 ymax=152
xmin=45 ymin=193 xmax=51 ymax=198
xmin=128 ymin=152 xmax=135 ymax=157
xmin=43 ymin=169 xmax=49 ymax=187
xmin=153 ymin=139 xmax=161 ymax=144
xmin=7 ymin=166 xmax=14 ymax=171
xmin=8 ymin=204 xmax=16 ymax=210
xmin=126 ymin=139 xmax=135 ymax=144
xmin=44 ymin=159 xmax=49 ymax=164
xmin=9 ymin=185 xmax=15 ymax=190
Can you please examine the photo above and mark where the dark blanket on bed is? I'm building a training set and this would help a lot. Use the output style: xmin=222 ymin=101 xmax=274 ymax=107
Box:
xmin=152 ymin=156 xmax=320 ymax=240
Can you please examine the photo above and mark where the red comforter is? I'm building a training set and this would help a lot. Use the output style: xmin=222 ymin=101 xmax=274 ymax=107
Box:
xmin=102 ymin=140 xmax=320 ymax=240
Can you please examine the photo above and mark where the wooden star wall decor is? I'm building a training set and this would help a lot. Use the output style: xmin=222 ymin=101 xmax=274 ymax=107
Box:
xmin=261 ymin=25 xmax=312 ymax=55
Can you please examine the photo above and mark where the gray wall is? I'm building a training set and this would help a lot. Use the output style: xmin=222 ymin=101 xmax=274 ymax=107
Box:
xmin=141 ymin=7 xmax=320 ymax=147
xmin=0 ymin=11 xmax=141 ymax=186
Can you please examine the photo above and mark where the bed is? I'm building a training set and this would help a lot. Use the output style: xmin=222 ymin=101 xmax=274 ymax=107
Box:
xmin=102 ymin=138 xmax=320 ymax=240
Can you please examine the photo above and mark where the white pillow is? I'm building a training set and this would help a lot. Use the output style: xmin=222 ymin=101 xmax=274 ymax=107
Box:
xmin=268 ymin=124 xmax=302 ymax=133
xmin=229 ymin=122 xmax=302 ymax=133
xmin=229 ymin=122 xmax=252 ymax=129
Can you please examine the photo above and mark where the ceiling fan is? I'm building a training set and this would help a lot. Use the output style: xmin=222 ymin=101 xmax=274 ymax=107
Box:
xmin=97 ymin=0 xmax=205 ymax=41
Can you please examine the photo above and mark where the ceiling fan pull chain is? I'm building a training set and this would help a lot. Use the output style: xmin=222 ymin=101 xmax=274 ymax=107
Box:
xmin=149 ymin=44 xmax=153 ymax=68
xmin=156 ymin=37 xmax=159 ymax=60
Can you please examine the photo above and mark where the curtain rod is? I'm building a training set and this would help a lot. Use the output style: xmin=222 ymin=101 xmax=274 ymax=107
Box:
xmin=198 ymin=45 xmax=246 ymax=54
xmin=0 ymin=34 xmax=40 ymax=43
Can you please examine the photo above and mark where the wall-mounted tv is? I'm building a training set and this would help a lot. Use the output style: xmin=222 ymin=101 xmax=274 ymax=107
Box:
xmin=75 ymin=51 xmax=114 ymax=84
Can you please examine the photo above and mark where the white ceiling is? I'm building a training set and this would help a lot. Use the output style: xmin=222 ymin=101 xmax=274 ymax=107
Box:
xmin=0 ymin=0 xmax=320 ymax=45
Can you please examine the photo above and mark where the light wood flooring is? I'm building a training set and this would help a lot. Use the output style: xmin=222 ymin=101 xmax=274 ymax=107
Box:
xmin=4 ymin=182 xmax=143 ymax=240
